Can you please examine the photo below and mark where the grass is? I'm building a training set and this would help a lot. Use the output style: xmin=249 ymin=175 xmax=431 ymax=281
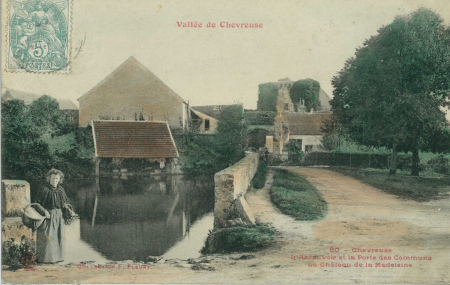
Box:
xmin=251 ymin=161 xmax=268 ymax=190
xmin=201 ymin=225 xmax=274 ymax=254
xmin=332 ymin=167 xmax=450 ymax=202
xmin=270 ymin=169 xmax=328 ymax=220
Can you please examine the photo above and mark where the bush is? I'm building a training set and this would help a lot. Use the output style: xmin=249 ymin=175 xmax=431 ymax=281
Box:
xmin=247 ymin=128 xmax=270 ymax=149
xmin=180 ymin=105 xmax=247 ymax=175
xmin=2 ymin=237 xmax=36 ymax=269
xmin=428 ymin=156 xmax=450 ymax=175
xmin=251 ymin=161 xmax=267 ymax=189
xmin=244 ymin=111 xmax=277 ymax=125
xmin=286 ymin=141 xmax=304 ymax=164
xmin=201 ymin=225 xmax=274 ymax=254
xmin=271 ymin=169 xmax=327 ymax=220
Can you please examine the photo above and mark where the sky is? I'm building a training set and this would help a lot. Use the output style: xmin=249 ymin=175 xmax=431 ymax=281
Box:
xmin=2 ymin=0 xmax=450 ymax=120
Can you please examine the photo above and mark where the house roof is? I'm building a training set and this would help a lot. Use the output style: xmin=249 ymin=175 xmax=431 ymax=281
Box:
xmin=2 ymin=89 xmax=38 ymax=104
xmin=191 ymin=109 xmax=216 ymax=121
xmin=191 ymin=105 xmax=236 ymax=119
xmin=282 ymin=112 xmax=331 ymax=136
xmin=78 ymin=57 xmax=186 ymax=104
xmin=2 ymin=89 xmax=78 ymax=110
xmin=92 ymin=120 xmax=178 ymax=158
xmin=318 ymin=88 xmax=332 ymax=110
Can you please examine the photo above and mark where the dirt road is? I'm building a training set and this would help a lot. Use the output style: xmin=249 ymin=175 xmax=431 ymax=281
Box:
xmin=3 ymin=167 xmax=449 ymax=284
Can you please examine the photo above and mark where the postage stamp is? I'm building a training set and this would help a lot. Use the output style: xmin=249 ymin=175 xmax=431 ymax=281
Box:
xmin=6 ymin=0 xmax=71 ymax=73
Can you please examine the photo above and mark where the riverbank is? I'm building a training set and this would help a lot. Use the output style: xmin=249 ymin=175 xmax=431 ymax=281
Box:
xmin=3 ymin=167 xmax=450 ymax=284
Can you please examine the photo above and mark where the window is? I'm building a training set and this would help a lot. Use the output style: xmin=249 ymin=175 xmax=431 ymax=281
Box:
xmin=205 ymin=119 xmax=210 ymax=131
xmin=291 ymin=139 xmax=302 ymax=149
xmin=305 ymin=145 xmax=313 ymax=152
xmin=284 ymin=103 xmax=289 ymax=111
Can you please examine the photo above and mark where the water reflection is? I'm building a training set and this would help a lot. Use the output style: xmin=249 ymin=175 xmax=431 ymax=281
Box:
xmin=65 ymin=174 xmax=214 ymax=261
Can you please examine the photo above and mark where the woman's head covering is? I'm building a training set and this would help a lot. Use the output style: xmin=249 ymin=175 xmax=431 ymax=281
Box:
xmin=46 ymin=168 xmax=64 ymax=185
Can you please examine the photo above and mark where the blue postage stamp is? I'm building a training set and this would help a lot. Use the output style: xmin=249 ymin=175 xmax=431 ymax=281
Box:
xmin=6 ymin=0 xmax=71 ymax=73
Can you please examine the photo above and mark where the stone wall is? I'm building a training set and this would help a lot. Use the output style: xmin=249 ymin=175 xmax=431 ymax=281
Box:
xmin=2 ymin=180 xmax=31 ymax=218
xmin=213 ymin=152 xmax=259 ymax=228
xmin=1 ymin=180 xmax=34 ymax=242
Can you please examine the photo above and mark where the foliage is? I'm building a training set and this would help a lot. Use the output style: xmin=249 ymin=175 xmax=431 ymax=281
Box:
xmin=286 ymin=140 xmax=304 ymax=164
xmin=257 ymin=83 xmax=278 ymax=112
xmin=251 ymin=161 xmax=267 ymax=189
xmin=216 ymin=104 xmax=248 ymax=163
xmin=321 ymin=131 xmax=390 ymax=154
xmin=332 ymin=167 xmax=450 ymax=201
xmin=1 ymin=97 xmax=94 ymax=184
xmin=427 ymin=155 xmax=450 ymax=175
xmin=2 ymin=237 xmax=36 ymax=269
xmin=244 ymin=111 xmax=277 ymax=125
xmin=201 ymin=225 xmax=274 ymax=254
xmin=2 ymin=99 xmax=53 ymax=182
xmin=271 ymin=169 xmax=327 ymax=220
xmin=289 ymin=79 xmax=321 ymax=112
xmin=28 ymin=95 xmax=72 ymax=136
xmin=330 ymin=9 xmax=450 ymax=176
xmin=178 ymin=134 xmax=221 ymax=175
xmin=180 ymin=105 xmax=247 ymax=174
xmin=247 ymin=128 xmax=269 ymax=150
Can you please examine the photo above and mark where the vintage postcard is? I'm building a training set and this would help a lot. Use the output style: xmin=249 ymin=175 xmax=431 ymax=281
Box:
xmin=1 ymin=0 xmax=450 ymax=284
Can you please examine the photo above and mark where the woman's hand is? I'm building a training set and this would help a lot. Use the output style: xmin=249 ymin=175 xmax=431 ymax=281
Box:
xmin=45 ymin=210 xmax=51 ymax=219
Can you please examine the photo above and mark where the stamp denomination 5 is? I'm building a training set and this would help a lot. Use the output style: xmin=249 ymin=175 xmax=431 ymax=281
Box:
xmin=6 ymin=0 xmax=72 ymax=73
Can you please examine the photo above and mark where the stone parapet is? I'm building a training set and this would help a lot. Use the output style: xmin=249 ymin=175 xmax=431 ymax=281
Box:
xmin=2 ymin=180 xmax=31 ymax=218
xmin=1 ymin=217 xmax=35 ymax=242
xmin=214 ymin=152 xmax=259 ymax=228
xmin=1 ymin=180 xmax=34 ymax=245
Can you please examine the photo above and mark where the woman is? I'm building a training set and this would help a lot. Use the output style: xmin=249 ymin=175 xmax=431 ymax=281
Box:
xmin=34 ymin=168 xmax=69 ymax=263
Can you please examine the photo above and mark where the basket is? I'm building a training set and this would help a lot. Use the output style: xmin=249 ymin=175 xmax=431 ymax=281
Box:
xmin=22 ymin=203 xmax=46 ymax=230
xmin=62 ymin=204 xmax=77 ymax=225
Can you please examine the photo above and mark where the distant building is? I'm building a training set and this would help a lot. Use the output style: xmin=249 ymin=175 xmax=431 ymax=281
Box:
xmin=190 ymin=109 xmax=218 ymax=134
xmin=283 ymin=112 xmax=331 ymax=153
xmin=266 ymin=112 xmax=331 ymax=157
xmin=2 ymin=89 xmax=40 ymax=104
xmin=190 ymin=105 xmax=236 ymax=134
xmin=2 ymin=89 xmax=79 ymax=125
xmin=261 ymin=78 xmax=332 ymax=114
xmin=2 ymin=89 xmax=78 ymax=109
xmin=78 ymin=57 xmax=190 ymax=130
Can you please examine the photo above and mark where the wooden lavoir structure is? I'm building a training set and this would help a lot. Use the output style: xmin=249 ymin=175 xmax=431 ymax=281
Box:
xmin=91 ymin=120 xmax=180 ymax=176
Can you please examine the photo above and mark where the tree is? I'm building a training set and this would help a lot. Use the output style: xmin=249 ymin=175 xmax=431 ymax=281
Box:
xmin=289 ymin=79 xmax=321 ymax=112
xmin=28 ymin=95 xmax=72 ymax=136
xmin=330 ymin=8 xmax=450 ymax=176
xmin=1 ymin=99 xmax=53 ymax=182
xmin=215 ymin=104 xmax=248 ymax=166
xmin=257 ymin=83 xmax=278 ymax=112
xmin=180 ymin=105 xmax=248 ymax=174
xmin=2 ymin=97 xmax=94 ymax=183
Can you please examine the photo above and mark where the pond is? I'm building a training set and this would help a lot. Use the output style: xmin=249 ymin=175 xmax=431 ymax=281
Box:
xmin=63 ymin=173 xmax=215 ymax=263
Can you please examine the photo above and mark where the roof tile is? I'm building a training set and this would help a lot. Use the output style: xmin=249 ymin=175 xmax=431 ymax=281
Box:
xmin=92 ymin=121 xmax=178 ymax=158
xmin=282 ymin=112 xmax=331 ymax=135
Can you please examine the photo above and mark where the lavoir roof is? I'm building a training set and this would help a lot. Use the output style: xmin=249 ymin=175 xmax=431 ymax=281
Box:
xmin=92 ymin=120 xmax=178 ymax=159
